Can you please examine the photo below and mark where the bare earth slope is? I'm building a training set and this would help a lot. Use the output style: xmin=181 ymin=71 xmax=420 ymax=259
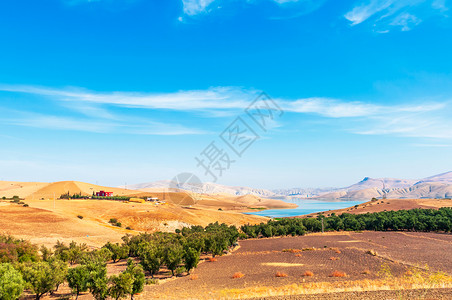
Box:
xmin=144 ymin=232 xmax=452 ymax=299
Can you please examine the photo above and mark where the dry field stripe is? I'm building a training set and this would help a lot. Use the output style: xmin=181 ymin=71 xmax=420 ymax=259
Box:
xmin=261 ymin=262 xmax=304 ymax=267
xmin=396 ymin=232 xmax=452 ymax=245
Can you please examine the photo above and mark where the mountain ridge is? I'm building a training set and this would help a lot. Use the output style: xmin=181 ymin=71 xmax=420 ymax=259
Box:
xmin=123 ymin=171 xmax=452 ymax=200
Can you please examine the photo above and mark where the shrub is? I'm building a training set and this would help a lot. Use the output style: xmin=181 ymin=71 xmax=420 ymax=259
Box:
xmin=275 ymin=272 xmax=288 ymax=277
xmin=330 ymin=257 xmax=340 ymax=261
xmin=208 ymin=257 xmax=217 ymax=262
xmin=295 ymin=254 xmax=302 ymax=257
xmin=232 ymin=272 xmax=244 ymax=279
xmin=109 ymin=218 xmax=118 ymax=224
xmin=77 ymin=215 xmax=83 ymax=219
xmin=145 ymin=278 xmax=158 ymax=285
xmin=330 ymin=270 xmax=346 ymax=277
xmin=303 ymin=271 xmax=314 ymax=277
xmin=126 ymin=226 xmax=132 ymax=230
xmin=366 ymin=250 xmax=377 ymax=256
xmin=282 ymin=249 xmax=302 ymax=253
xmin=0 ymin=236 xmax=40 ymax=263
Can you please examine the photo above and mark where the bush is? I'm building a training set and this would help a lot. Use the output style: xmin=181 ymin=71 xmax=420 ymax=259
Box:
xmin=330 ymin=270 xmax=346 ymax=277
xmin=275 ymin=272 xmax=288 ymax=277
xmin=77 ymin=215 xmax=83 ymax=219
xmin=232 ymin=272 xmax=244 ymax=279
xmin=330 ymin=257 xmax=340 ymax=261
xmin=22 ymin=204 xmax=29 ymax=207
xmin=0 ymin=235 xmax=40 ymax=263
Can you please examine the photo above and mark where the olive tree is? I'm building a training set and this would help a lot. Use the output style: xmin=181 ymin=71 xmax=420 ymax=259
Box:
xmin=0 ymin=263 xmax=25 ymax=300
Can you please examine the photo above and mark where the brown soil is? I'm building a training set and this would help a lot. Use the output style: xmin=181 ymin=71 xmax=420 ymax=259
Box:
xmin=301 ymin=198 xmax=452 ymax=218
xmin=141 ymin=231 xmax=452 ymax=299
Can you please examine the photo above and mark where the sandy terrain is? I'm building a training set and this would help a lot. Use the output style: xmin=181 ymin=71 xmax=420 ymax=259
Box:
xmin=0 ymin=180 xmax=294 ymax=210
xmin=0 ymin=179 xmax=296 ymax=248
xmin=0 ymin=197 xmax=268 ymax=248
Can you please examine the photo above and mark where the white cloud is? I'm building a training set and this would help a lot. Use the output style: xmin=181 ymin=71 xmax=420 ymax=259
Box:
xmin=390 ymin=12 xmax=422 ymax=30
xmin=182 ymin=0 xmax=216 ymax=15
xmin=1 ymin=84 xmax=450 ymax=140
xmin=345 ymin=0 xmax=395 ymax=25
xmin=180 ymin=0 xmax=321 ymax=16
xmin=345 ymin=0 xmax=447 ymax=32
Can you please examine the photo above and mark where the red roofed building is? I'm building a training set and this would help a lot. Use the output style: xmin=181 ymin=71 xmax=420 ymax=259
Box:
xmin=96 ymin=190 xmax=113 ymax=197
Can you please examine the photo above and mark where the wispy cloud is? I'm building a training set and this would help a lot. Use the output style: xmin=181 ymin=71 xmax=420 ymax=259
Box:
xmin=180 ymin=0 xmax=324 ymax=16
xmin=345 ymin=0 xmax=448 ymax=32
xmin=3 ymin=111 xmax=207 ymax=135
xmin=1 ymin=84 xmax=450 ymax=139
xmin=182 ymin=0 xmax=216 ymax=15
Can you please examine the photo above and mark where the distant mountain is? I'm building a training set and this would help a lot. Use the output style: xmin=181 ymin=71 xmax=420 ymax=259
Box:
xmin=123 ymin=181 xmax=277 ymax=198
xmin=415 ymin=171 xmax=452 ymax=185
xmin=344 ymin=177 xmax=417 ymax=191
xmin=318 ymin=171 xmax=452 ymax=200
xmin=124 ymin=171 xmax=452 ymax=200
xmin=271 ymin=187 xmax=338 ymax=198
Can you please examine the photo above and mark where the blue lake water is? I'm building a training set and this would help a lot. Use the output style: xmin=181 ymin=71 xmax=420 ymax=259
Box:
xmin=245 ymin=199 xmax=367 ymax=218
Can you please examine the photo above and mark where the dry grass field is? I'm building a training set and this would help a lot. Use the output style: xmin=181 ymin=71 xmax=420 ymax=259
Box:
xmin=0 ymin=180 xmax=296 ymax=248
xmin=140 ymin=231 xmax=452 ymax=299
xmin=0 ymin=198 xmax=269 ymax=248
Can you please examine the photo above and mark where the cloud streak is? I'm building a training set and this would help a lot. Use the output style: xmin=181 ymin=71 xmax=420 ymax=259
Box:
xmin=180 ymin=0 xmax=324 ymax=16
xmin=345 ymin=0 xmax=448 ymax=32
xmin=0 ymin=84 xmax=450 ymax=139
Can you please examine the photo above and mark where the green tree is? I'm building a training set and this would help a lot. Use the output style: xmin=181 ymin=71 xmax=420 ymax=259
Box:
xmin=67 ymin=265 xmax=90 ymax=299
xmin=103 ymin=243 xmax=129 ymax=263
xmin=183 ymin=247 xmax=200 ymax=275
xmin=86 ymin=262 xmax=109 ymax=300
xmin=49 ymin=259 xmax=67 ymax=293
xmin=19 ymin=262 xmax=58 ymax=300
xmin=139 ymin=243 xmax=163 ymax=278
xmin=124 ymin=259 xmax=145 ymax=300
xmin=0 ymin=263 xmax=25 ymax=300
xmin=109 ymin=272 xmax=133 ymax=300
xmin=164 ymin=243 xmax=183 ymax=276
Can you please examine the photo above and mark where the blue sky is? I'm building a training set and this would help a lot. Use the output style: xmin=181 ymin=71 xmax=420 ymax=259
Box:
xmin=0 ymin=0 xmax=451 ymax=189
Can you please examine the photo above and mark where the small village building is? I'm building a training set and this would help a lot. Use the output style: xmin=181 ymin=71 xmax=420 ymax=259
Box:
xmin=96 ymin=190 xmax=113 ymax=197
